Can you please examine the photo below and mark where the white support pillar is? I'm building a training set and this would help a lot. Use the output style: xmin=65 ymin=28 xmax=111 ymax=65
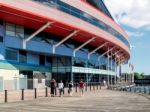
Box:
xmin=88 ymin=42 xmax=108 ymax=59
xmin=73 ymin=37 xmax=95 ymax=57
xmin=52 ymin=30 xmax=79 ymax=54
xmin=107 ymin=50 xmax=110 ymax=86
xmin=23 ymin=22 xmax=53 ymax=49
xmin=110 ymin=50 xmax=113 ymax=85
xmin=114 ymin=57 xmax=117 ymax=84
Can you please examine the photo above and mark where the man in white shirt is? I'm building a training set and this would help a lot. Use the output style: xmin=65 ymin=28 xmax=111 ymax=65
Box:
xmin=58 ymin=80 xmax=64 ymax=97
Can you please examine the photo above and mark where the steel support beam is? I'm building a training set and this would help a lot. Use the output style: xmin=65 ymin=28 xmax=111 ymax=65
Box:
xmin=88 ymin=42 xmax=108 ymax=59
xmin=73 ymin=37 xmax=95 ymax=57
xmin=112 ymin=50 xmax=121 ymax=56
xmin=98 ymin=46 xmax=116 ymax=61
xmin=23 ymin=22 xmax=53 ymax=49
xmin=52 ymin=30 xmax=79 ymax=54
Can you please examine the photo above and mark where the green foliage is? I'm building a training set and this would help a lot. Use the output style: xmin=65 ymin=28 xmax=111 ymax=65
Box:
xmin=134 ymin=72 xmax=144 ymax=80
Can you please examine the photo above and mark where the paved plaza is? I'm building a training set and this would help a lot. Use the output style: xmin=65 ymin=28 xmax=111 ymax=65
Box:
xmin=0 ymin=89 xmax=149 ymax=112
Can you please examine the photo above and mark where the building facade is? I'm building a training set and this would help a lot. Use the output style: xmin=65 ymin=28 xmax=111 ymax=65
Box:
xmin=0 ymin=0 xmax=130 ymax=90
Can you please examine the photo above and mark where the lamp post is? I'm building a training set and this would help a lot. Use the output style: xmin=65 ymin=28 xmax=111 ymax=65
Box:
xmin=129 ymin=63 xmax=134 ymax=83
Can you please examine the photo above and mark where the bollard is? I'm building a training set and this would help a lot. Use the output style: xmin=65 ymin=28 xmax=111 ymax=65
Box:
xmin=144 ymin=87 xmax=146 ymax=94
xmin=45 ymin=87 xmax=48 ymax=97
xmin=129 ymin=87 xmax=131 ymax=92
xmin=93 ymin=84 xmax=95 ymax=90
xmin=90 ymin=83 xmax=91 ymax=91
xmin=21 ymin=89 xmax=24 ymax=100
xmin=63 ymin=87 xmax=65 ymax=95
xmin=4 ymin=90 xmax=7 ymax=103
xmin=85 ymin=83 xmax=87 ymax=92
xmin=75 ymin=84 xmax=77 ymax=93
xmin=100 ymin=83 xmax=101 ymax=90
xmin=34 ymin=88 xmax=37 ymax=99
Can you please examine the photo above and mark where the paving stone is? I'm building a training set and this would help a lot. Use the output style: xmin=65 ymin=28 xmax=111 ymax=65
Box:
xmin=0 ymin=89 xmax=149 ymax=112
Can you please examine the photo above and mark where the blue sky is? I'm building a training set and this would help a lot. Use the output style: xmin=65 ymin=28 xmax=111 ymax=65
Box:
xmin=104 ymin=0 xmax=150 ymax=75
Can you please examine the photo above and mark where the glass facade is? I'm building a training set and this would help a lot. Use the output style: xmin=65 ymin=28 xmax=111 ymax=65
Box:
xmin=33 ymin=0 xmax=130 ymax=48
xmin=0 ymin=35 xmax=3 ymax=43
xmin=4 ymin=22 xmax=116 ymax=72
xmin=19 ymin=50 xmax=27 ymax=63
xmin=6 ymin=23 xmax=24 ymax=38
xmin=39 ymin=55 xmax=45 ymax=66
xmin=5 ymin=49 xmax=18 ymax=61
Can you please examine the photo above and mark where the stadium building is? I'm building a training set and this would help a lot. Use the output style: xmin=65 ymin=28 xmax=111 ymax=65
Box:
xmin=0 ymin=0 xmax=130 ymax=90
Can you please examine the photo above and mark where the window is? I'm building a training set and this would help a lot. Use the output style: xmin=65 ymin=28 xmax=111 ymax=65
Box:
xmin=16 ymin=25 xmax=24 ymax=38
xmin=46 ymin=56 xmax=52 ymax=63
xmin=6 ymin=23 xmax=15 ymax=37
xmin=0 ymin=36 xmax=3 ymax=43
xmin=39 ymin=55 xmax=45 ymax=66
xmin=19 ymin=50 xmax=27 ymax=63
xmin=46 ymin=56 xmax=52 ymax=66
xmin=5 ymin=49 xmax=18 ymax=61
xmin=6 ymin=22 xmax=24 ymax=38
xmin=0 ymin=20 xmax=3 ymax=25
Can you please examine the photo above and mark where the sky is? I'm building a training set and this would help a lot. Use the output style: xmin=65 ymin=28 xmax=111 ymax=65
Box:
xmin=104 ymin=0 xmax=150 ymax=75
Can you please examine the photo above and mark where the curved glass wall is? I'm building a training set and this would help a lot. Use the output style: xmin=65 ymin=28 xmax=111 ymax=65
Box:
xmin=33 ymin=0 xmax=130 ymax=48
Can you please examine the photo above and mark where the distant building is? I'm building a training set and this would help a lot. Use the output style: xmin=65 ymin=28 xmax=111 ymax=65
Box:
xmin=0 ymin=0 xmax=130 ymax=90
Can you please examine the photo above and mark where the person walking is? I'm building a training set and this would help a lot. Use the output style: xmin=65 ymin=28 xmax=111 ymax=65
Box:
xmin=58 ymin=80 xmax=64 ymax=97
xmin=54 ymin=79 xmax=57 ymax=96
xmin=79 ymin=79 xmax=84 ymax=96
xmin=50 ymin=79 xmax=55 ymax=97
xmin=68 ymin=81 xmax=73 ymax=96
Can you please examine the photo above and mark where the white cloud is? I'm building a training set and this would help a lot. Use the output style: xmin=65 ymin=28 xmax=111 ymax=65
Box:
xmin=104 ymin=0 xmax=150 ymax=29
xmin=126 ymin=31 xmax=144 ymax=37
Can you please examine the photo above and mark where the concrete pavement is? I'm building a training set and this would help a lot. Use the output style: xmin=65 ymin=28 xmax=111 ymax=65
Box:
xmin=0 ymin=89 xmax=150 ymax=112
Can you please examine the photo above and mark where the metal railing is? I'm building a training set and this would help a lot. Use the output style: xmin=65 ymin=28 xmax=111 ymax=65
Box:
xmin=108 ymin=84 xmax=150 ymax=95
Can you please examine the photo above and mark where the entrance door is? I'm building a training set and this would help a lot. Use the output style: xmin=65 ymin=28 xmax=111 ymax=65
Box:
xmin=0 ymin=77 xmax=3 ymax=91
xmin=20 ymin=71 xmax=33 ymax=89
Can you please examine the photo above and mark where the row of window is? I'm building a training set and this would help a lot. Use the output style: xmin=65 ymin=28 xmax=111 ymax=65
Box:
xmin=33 ymin=0 xmax=130 ymax=48
xmin=5 ymin=48 xmax=115 ymax=71
xmin=5 ymin=49 xmax=51 ymax=66
xmin=73 ymin=57 xmax=115 ymax=71
xmin=5 ymin=22 xmax=98 ymax=54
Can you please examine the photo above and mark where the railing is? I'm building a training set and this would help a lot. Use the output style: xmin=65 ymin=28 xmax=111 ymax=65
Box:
xmin=108 ymin=84 xmax=150 ymax=95
xmin=33 ymin=0 xmax=130 ymax=48
xmin=0 ymin=82 xmax=102 ymax=103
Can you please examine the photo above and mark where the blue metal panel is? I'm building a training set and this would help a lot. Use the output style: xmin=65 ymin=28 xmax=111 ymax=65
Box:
xmin=76 ymin=50 xmax=88 ymax=59
xmin=90 ymin=53 xmax=99 ymax=61
xmin=27 ymin=52 xmax=39 ymax=65
xmin=27 ymin=40 xmax=52 ymax=53
xmin=55 ymin=45 xmax=73 ymax=57
xmin=5 ymin=36 xmax=23 ymax=49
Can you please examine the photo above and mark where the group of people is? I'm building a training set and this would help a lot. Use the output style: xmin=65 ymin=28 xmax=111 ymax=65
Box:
xmin=50 ymin=79 xmax=85 ymax=97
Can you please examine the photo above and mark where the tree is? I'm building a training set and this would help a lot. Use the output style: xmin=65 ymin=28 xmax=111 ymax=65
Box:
xmin=134 ymin=72 xmax=144 ymax=80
